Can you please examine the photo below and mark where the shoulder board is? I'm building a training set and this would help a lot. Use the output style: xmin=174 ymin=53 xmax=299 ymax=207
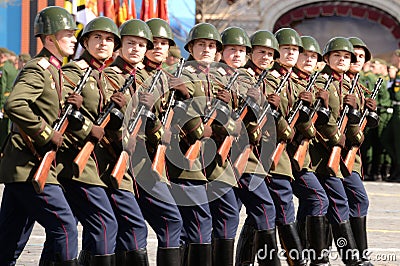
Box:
xmin=136 ymin=62 xmax=145 ymax=70
xmin=322 ymin=73 xmax=330 ymax=80
xmin=270 ymin=69 xmax=281 ymax=79
xmin=217 ymin=67 xmax=227 ymax=76
xmin=75 ymin=59 xmax=89 ymax=70
xmin=37 ymin=58 xmax=50 ymax=70
xmin=185 ymin=65 xmax=196 ymax=73
xmin=246 ymin=67 xmax=255 ymax=77
xmin=110 ymin=66 xmax=122 ymax=73
xmin=343 ymin=75 xmax=351 ymax=82
xmin=291 ymin=72 xmax=299 ymax=79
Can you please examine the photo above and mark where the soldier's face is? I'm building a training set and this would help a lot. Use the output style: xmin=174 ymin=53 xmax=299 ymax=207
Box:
xmin=146 ymin=37 xmax=170 ymax=64
xmin=190 ymin=39 xmax=217 ymax=63
xmin=327 ymin=51 xmax=351 ymax=73
xmin=296 ymin=51 xmax=318 ymax=74
xmin=350 ymin=48 xmax=366 ymax=73
xmin=278 ymin=45 xmax=299 ymax=68
xmin=85 ymin=31 xmax=115 ymax=61
xmin=55 ymin=29 xmax=77 ymax=56
xmin=222 ymin=45 xmax=247 ymax=68
xmin=121 ymin=36 xmax=147 ymax=65
xmin=250 ymin=46 xmax=275 ymax=70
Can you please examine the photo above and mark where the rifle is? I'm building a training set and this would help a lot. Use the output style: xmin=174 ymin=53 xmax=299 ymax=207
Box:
xmin=270 ymin=71 xmax=309 ymax=170
xmin=292 ymin=74 xmax=334 ymax=171
xmin=72 ymin=70 xmax=138 ymax=177
xmin=184 ymin=71 xmax=239 ymax=168
xmin=233 ymin=71 xmax=290 ymax=175
xmin=152 ymin=58 xmax=185 ymax=177
xmin=344 ymin=77 xmax=383 ymax=172
xmin=327 ymin=72 xmax=360 ymax=176
xmin=110 ymin=69 xmax=163 ymax=188
xmin=32 ymin=67 xmax=92 ymax=193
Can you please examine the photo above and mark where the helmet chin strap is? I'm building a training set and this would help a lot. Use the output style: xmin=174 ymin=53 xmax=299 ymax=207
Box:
xmin=49 ymin=35 xmax=69 ymax=59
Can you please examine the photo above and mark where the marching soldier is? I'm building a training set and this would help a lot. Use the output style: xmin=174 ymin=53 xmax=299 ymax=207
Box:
xmin=288 ymin=35 xmax=330 ymax=265
xmin=344 ymin=36 xmax=377 ymax=265
xmin=0 ymin=6 xmax=79 ymax=265
xmin=231 ymin=29 xmax=280 ymax=266
xmin=309 ymin=37 xmax=364 ymax=266
xmin=100 ymin=19 xmax=153 ymax=265
xmin=58 ymin=17 xmax=121 ymax=265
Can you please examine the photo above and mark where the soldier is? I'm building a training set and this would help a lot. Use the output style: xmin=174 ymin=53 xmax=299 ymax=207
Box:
xmin=229 ymin=29 xmax=280 ymax=266
xmin=309 ymin=37 xmax=364 ymax=266
xmin=109 ymin=18 xmax=184 ymax=265
xmin=18 ymin=53 xmax=31 ymax=70
xmin=0 ymin=6 xmax=79 ymax=265
xmin=288 ymin=35 xmax=330 ymax=265
xmin=99 ymin=19 xmax=154 ymax=265
xmin=58 ymin=17 xmax=121 ymax=265
xmin=343 ymin=36 xmax=377 ymax=265
xmin=0 ymin=47 xmax=18 ymax=151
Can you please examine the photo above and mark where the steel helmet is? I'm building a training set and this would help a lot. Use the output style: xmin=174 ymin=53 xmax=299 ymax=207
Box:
xmin=250 ymin=30 xmax=280 ymax=59
xmin=221 ymin=26 xmax=251 ymax=53
xmin=146 ymin=18 xmax=175 ymax=46
xmin=323 ymin=37 xmax=356 ymax=63
xmin=274 ymin=28 xmax=303 ymax=52
xmin=301 ymin=36 xmax=322 ymax=61
xmin=120 ymin=19 xmax=154 ymax=49
xmin=34 ymin=6 xmax=76 ymax=37
xmin=184 ymin=23 xmax=222 ymax=52
xmin=348 ymin=37 xmax=371 ymax=62
xmin=80 ymin=16 xmax=121 ymax=51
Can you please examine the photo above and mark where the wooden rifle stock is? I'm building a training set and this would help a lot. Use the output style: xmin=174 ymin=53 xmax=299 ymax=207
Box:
xmin=152 ymin=58 xmax=185 ymax=177
xmin=327 ymin=73 xmax=360 ymax=175
xmin=73 ymin=72 xmax=137 ymax=177
xmin=32 ymin=67 xmax=92 ymax=193
xmin=292 ymin=74 xmax=333 ymax=171
xmin=185 ymin=71 xmax=239 ymax=168
xmin=344 ymin=77 xmax=383 ymax=172
xmin=109 ymin=70 xmax=162 ymax=187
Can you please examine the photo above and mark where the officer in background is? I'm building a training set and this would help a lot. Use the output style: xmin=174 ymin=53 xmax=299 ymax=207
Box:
xmin=0 ymin=47 xmax=18 ymax=151
xmin=59 ymin=17 xmax=120 ymax=265
xmin=0 ymin=6 xmax=79 ymax=265
xmin=18 ymin=53 xmax=31 ymax=70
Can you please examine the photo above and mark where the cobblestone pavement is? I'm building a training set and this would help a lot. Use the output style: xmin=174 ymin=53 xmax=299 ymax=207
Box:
xmin=1 ymin=181 xmax=399 ymax=266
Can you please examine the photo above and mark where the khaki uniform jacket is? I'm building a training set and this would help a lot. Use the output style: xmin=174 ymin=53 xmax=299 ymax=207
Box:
xmin=0 ymin=49 xmax=62 ymax=184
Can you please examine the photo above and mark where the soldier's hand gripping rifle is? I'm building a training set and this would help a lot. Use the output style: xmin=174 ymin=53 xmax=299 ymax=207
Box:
xmin=110 ymin=69 xmax=163 ymax=187
xmin=152 ymin=58 xmax=186 ymax=177
xmin=32 ymin=67 xmax=92 ymax=193
xmin=327 ymin=72 xmax=360 ymax=176
xmin=292 ymin=74 xmax=333 ymax=171
xmin=233 ymin=71 xmax=290 ymax=175
xmin=184 ymin=71 xmax=239 ymax=168
xmin=72 ymin=70 xmax=138 ymax=177
xmin=344 ymin=77 xmax=382 ymax=172
xmin=270 ymin=71 xmax=311 ymax=170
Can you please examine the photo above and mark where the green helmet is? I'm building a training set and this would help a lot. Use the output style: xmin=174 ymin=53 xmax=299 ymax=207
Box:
xmin=146 ymin=18 xmax=175 ymax=46
xmin=120 ymin=19 xmax=154 ymax=49
xmin=323 ymin=37 xmax=356 ymax=63
xmin=348 ymin=37 xmax=371 ymax=62
xmin=34 ymin=6 xmax=76 ymax=37
xmin=301 ymin=36 xmax=322 ymax=61
xmin=274 ymin=28 xmax=303 ymax=52
xmin=184 ymin=23 xmax=222 ymax=52
xmin=250 ymin=30 xmax=280 ymax=59
xmin=80 ymin=17 xmax=121 ymax=51
xmin=221 ymin=27 xmax=251 ymax=53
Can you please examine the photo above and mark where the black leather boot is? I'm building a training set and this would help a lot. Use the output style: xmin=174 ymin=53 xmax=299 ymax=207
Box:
xmin=350 ymin=217 xmax=374 ymax=266
xmin=306 ymin=216 xmax=330 ymax=266
xmin=78 ymin=250 xmax=91 ymax=266
xmin=187 ymin=243 xmax=212 ymax=266
xmin=180 ymin=244 xmax=188 ymax=266
xmin=89 ymin=254 xmax=115 ymax=266
xmin=157 ymin=247 xmax=181 ymax=266
xmin=297 ymin=220 xmax=306 ymax=251
xmin=254 ymin=229 xmax=281 ymax=266
xmin=235 ymin=224 xmax=256 ymax=266
xmin=212 ymin=238 xmax=234 ymax=266
xmin=56 ymin=259 xmax=79 ymax=266
xmin=332 ymin=220 xmax=363 ymax=266
xmin=278 ymin=222 xmax=307 ymax=266
xmin=125 ymin=249 xmax=149 ymax=266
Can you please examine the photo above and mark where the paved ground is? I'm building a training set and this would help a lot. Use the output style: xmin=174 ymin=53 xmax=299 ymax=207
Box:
xmin=1 ymin=181 xmax=400 ymax=266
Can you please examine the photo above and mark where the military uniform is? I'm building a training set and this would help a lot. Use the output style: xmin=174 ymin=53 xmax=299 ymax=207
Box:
xmin=0 ymin=7 xmax=78 ymax=265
